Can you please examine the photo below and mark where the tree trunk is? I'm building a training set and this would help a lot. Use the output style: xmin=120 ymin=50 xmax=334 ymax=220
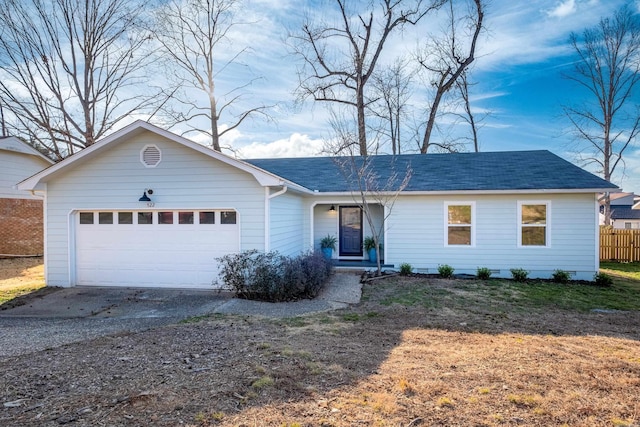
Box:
xmin=356 ymin=85 xmax=368 ymax=156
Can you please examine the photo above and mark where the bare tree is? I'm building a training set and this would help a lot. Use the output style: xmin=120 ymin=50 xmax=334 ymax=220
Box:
xmin=370 ymin=59 xmax=413 ymax=155
xmin=153 ymin=0 xmax=271 ymax=152
xmin=0 ymin=0 xmax=158 ymax=159
xmin=454 ymin=70 xmax=485 ymax=152
xmin=290 ymin=0 xmax=444 ymax=156
xmin=417 ymin=0 xmax=484 ymax=153
xmin=564 ymin=5 xmax=640 ymax=225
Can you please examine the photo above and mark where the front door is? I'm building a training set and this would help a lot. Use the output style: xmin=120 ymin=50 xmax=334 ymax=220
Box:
xmin=339 ymin=206 xmax=363 ymax=256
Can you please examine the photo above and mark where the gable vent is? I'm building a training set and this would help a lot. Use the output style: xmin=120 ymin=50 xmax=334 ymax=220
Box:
xmin=141 ymin=145 xmax=161 ymax=167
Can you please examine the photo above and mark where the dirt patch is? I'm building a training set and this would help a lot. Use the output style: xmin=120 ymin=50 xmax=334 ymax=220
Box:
xmin=1 ymin=273 xmax=639 ymax=426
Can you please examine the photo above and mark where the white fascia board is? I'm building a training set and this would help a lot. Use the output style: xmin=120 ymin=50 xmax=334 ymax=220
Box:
xmin=313 ymin=188 xmax=620 ymax=197
xmin=16 ymin=120 xmax=314 ymax=194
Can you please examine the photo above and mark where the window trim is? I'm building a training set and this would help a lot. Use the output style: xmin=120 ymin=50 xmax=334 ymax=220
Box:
xmin=444 ymin=201 xmax=476 ymax=247
xmin=517 ymin=201 xmax=551 ymax=248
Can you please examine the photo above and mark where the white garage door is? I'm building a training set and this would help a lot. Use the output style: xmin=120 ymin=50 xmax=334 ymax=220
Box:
xmin=75 ymin=210 xmax=239 ymax=288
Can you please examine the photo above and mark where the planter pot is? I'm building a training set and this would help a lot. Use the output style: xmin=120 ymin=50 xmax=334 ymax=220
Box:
xmin=368 ymin=248 xmax=377 ymax=263
xmin=322 ymin=247 xmax=333 ymax=259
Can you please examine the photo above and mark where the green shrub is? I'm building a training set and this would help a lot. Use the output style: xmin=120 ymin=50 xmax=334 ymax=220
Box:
xmin=320 ymin=234 xmax=337 ymax=250
xmin=476 ymin=267 xmax=492 ymax=280
xmin=551 ymin=269 xmax=571 ymax=284
xmin=510 ymin=268 xmax=529 ymax=282
xmin=217 ymin=250 xmax=333 ymax=301
xmin=438 ymin=264 xmax=454 ymax=278
xmin=593 ymin=272 xmax=613 ymax=287
xmin=399 ymin=263 xmax=413 ymax=276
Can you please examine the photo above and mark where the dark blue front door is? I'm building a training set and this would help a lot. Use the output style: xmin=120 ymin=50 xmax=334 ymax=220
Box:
xmin=339 ymin=206 xmax=363 ymax=256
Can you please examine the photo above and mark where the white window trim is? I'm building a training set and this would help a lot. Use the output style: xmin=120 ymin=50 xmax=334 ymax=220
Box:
xmin=517 ymin=200 xmax=551 ymax=248
xmin=444 ymin=201 xmax=476 ymax=247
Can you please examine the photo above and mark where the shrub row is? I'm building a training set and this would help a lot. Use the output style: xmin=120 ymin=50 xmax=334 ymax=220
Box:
xmin=216 ymin=250 xmax=333 ymax=302
xmin=399 ymin=263 xmax=613 ymax=286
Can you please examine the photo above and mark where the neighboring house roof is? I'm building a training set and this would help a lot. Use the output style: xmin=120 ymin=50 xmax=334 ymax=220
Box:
xmin=247 ymin=151 xmax=618 ymax=193
xmin=611 ymin=207 xmax=640 ymax=220
xmin=0 ymin=136 xmax=54 ymax=164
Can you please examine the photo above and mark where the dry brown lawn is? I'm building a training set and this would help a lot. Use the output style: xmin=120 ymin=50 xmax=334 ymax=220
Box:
xmin=1 ymin=261 xmax=639 ymax=427
xmin=0 ymin=257 xmax=45 ymax=305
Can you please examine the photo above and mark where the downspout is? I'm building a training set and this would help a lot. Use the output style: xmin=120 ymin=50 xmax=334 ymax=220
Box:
xmin=264 ymin=185 xmax=288 ymax=252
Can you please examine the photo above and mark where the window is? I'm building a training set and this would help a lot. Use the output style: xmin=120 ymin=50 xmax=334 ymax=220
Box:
xmin=158 ymin=212 xmax=174 ymax=224
xmin=79 ymin=212 xmax=94 ymax=224
xmin=138 ymin=212 xmax=153 ymax=224
xmin=445 ymin=203 xmax=474 ymax=246
xmin=199 ymin=211 xmax=215 ymax=224
xmin=98 ymin=212 xmax=113 ymax=224
xmin=118 ymin=212 xmax=133 ymax=224
xmin=179 ymin=211 xmax=194 ymax=224
xmin=221 ymin=211 xmax=237 ymax=224
xmin=519 ymin=202 xmax=549 ymax=247
xmin=625 ymin=222 xmax=632 ymax=229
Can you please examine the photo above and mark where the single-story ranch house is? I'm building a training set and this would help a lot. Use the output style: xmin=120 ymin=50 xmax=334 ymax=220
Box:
xmin=18 ymin=121 xmax=618 ymax=288
xmin=0 ymin=136 xmax=53 ymax=256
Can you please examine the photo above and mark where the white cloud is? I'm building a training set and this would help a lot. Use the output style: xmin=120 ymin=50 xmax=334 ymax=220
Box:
xmin=238 ymin=133 xmax=324 ymax=158
xmin=546 ymin=0 xmax=577 ymax=18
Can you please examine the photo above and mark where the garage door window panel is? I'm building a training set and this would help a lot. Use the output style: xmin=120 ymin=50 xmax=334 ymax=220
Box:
xmin=179 ymin=212 xmax=194 ymax=224
xmin=138 ymin=212 xmax=153 ymax=224
xmin=79 ymin=212 xmax=94 ymax=224
xmin=98 ymin=212 xmax=113 ymax=224
xmin=199 ymin=211 xmax=215 ymax=224
xmin=118 ymin=212 xmax=133 ymax=224
xmin=159 ymin=212 xmax=174 ymax=224
xmin=221 ymin=211 xmax=237 ymax=224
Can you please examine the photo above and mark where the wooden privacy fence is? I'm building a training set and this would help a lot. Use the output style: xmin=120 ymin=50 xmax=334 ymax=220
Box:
xmin=600 ymin=227 xmax=640 ymax=262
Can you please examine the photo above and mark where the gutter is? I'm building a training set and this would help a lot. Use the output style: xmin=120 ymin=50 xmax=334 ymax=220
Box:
xmin=264 ymin=186 xmax=288 ymax=252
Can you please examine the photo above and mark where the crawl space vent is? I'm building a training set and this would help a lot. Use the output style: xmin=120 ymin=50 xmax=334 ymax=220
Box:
xmin=141 ymin=145 xmax=161 ymax=167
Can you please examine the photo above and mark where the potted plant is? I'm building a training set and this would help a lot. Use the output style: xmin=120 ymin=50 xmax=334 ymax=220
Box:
xmin=364 ymin=236 xmax=382 ymax=263
xmin=320 ymin=234 xmax=337 ymax=259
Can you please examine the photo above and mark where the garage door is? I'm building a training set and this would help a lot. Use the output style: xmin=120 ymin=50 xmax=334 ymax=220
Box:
xmin=75 ymin=210 xmax=239 ymax=288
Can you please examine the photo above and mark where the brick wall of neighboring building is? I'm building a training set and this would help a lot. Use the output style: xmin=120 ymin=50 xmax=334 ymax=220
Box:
xmin=0 ymin=198 xmax=44 ymax=255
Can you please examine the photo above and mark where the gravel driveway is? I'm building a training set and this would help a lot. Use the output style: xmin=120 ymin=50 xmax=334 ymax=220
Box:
xmin=0 ymin=273 xmax=362 ymax=358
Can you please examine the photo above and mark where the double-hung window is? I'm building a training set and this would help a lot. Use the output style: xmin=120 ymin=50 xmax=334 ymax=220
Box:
xmin=518 ymin=201 xmax=549 ymax=247
xmin=445 ymin=202 xmax=475 ymax=246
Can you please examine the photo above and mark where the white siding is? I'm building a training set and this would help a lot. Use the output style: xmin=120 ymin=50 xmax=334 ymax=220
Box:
xmin=44 ymin=130 xmax=265 ymax=287
xmin=313 ymin=204 xmax=339 ymax=254
xmin=386 ymin=193 xmax=598 ymax=280
xmin=612 ymin=219 xmax=640 ymax=229
xmin=0 ymin=151 xmax=51 ymax=199
xmin=269 ymin=191 xmax=305 ymax=256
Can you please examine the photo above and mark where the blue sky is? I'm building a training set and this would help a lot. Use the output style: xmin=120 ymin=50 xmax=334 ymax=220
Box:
xmin=154 ymin=0 xmax=640 ymax=192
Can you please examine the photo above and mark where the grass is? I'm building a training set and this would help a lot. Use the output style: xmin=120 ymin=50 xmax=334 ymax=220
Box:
xmin=0 ymin=258 xmax=45 ymax=305
xmin=0 ymin=283 xmax=46 ymax=305
xmin=600 ymin=261 xmax=640 ymax=281
xmin=377 ymin=263 xmax=640 ymax=312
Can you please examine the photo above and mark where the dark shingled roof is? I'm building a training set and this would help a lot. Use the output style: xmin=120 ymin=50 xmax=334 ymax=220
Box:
xmin=245 ymin=150 xmax=618 ymax=193
xmin=611 ymin=207 xmax=640 ymax=220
